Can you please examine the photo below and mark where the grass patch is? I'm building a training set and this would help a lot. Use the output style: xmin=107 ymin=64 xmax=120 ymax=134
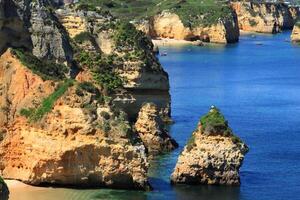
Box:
xmin=186 ymin=133 xmax=196 ymax=152
xmin=78 ymin=0 xmax=233 ymax=27
xmin=11 ymin=48 xmax=68 ymax=81
xmin=249 ymin=19 xmax=258 ymax=27
xmin=20 ymin=79 xmax=74 ymax=122
xmin=73 ymin=32 xmax=94 ymax=44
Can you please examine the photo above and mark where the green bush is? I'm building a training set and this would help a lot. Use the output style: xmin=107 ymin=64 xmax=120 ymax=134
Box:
xmin=11 ymin=48 xmax=68 ymax=81
xmin=186 ymin=133 xmax=196 ymax=152
xmin=200 ymin=107 xmax=231 ymax=135
xmin=21 ymin=79 xmax=73 ymax=122
xmin=74 ymin=32 xmax=93 ymax=44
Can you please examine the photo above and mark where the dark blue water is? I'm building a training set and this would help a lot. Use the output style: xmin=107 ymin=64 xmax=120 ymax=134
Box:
xmin=151 ymin=31 xmax=300 ymax=200
xmin=10 ymin=32 xmax=300 ymax=200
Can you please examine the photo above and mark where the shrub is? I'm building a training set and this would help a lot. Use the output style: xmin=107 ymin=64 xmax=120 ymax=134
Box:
xmin=200 ymin=107 xmax=231 ymax=135
xmin=186 ymin=133 xmax=196 ymax=152
xmin=74 ymin=32 xmax=93 ymax=44
xmin=21 ymin=79 xmax=73 ymax=122
xmin=11 ymin=48 xmax=68 ymax=81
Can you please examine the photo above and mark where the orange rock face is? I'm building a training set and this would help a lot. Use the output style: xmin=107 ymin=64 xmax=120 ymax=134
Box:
xmin=0 ymin=49 xmax=151 ymax=190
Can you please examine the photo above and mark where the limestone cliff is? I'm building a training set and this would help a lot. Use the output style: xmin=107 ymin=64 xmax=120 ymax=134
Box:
xmin=171 ymin=107 xmax=248 ymax=185
xmin=0 ymin=177 xmax=9 ymax=200
xmin=135 ymin=11 xmax=239 ymax=44
xmin=291 ymin=22 xmax=300 ymax=42
xmin=0 ymin=49 xmax=151 ymax=190
xmin=231 ymin=1 xmax=299 ymax=33
xmin=135 ymin=103 xmax=178 ymax=155
xmin=56 ymin=7 xmax=171 ymax=122
xmin=0 ymin=0 xmax=73 ymax=62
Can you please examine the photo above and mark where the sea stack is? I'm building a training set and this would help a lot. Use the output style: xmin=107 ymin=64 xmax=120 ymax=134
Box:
xmin=0 ymin=177 xmax=9 ymax=200
xmin=135 ymin=103 xmax=178 ymax=155
xmin=171 ymin=107 xmax=249 ymax=185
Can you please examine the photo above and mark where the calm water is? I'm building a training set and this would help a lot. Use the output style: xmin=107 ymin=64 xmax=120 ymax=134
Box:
xmin=10 ymin=32 xmax=300 ymax=200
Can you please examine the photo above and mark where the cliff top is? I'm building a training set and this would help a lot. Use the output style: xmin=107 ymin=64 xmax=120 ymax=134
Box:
xmin=76 ymin=0 xmax=233 ymax=27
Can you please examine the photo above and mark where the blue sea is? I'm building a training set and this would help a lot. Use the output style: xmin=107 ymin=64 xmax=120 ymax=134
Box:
xmin=9 ymin=31 xmax=300 ymax=200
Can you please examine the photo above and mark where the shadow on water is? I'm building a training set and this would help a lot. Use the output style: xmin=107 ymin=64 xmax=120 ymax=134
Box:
xmin=172 ymin=184 xmax=241 ymax=200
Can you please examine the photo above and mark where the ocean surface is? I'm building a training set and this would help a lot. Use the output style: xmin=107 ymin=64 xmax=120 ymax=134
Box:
xmin=9 ymin=31 xmax=300 ymax=200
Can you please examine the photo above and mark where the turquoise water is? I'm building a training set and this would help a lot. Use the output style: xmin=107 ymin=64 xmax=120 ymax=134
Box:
xmin=10 ymin=31 xmax=300 ymax=200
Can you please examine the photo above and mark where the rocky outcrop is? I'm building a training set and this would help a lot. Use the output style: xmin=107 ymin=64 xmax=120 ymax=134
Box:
xmin=171 ymin=107 xmax=248 ymax=185
xmin=0 ymin=49 xmax=151 ymax=190
xmin=56 ymin=7 xmax=171 ymax=122
xmin=291 ymin=22 xmax=300 ymax=42
xmin=0 ymin=177 xmax=9 ymax=200
xmin=135 ymin=11 xmax=239 ymax=44
xmin=0 ymin=0 xmax=73 ymax=62
xmin=231 ymin=1 xmax=300 ymax=33
xmin=135 ymin=103 xmax=178 ymax=155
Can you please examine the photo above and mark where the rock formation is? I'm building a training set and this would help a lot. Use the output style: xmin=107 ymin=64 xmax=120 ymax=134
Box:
xmin=231 ymin=1 xmax=299 ymax=33
xmin=0 ymin=0 xmax=73 ymax=62
xmin=0 ymin=177 xmax=9 ymax=200
xmin=0 ymin=49 xmax=151 ymax=190
xmin=56 ymin=7 xmax=171 ymax=122
xmin=135 ymin=10 xmax=239 ymax=44
xmin=0 ymin=2 xmax=176 ymax=190
xmin=291 ymin=21 xmax=300 ymax=42
xmin=135 ymin=103 xmax=178 ymax=155
xmin=171 ymin=107 xmax=249 ymax=185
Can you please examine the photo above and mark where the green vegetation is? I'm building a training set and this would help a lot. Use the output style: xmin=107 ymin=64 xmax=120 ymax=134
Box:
xmin=20 ymin=79 xmax=74 ymax=122
xmin=200 ymin=107 xmax=243 ymax=144
xmin=78 ymin=0 xmax=233 ymax=27
xmin=249 ymin=19 xmax=258 ymax=26
xmin=186 ymin=133 xmax=196 ymax=152
xmin=11 ymin=48 xmax=68 ymax=81
xmin=73 ymin=32 xmax=94 ymax=44
xmin=200 ymin=107 xmax=232 ymax=135
xmin=74 ymin=51 xmax=124 ymax=92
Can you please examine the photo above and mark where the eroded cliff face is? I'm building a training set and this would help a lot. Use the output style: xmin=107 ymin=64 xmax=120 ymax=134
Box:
xmin=56 ymin=8 xmax=171 ymax=122
xmin=231 ymin=1 xmax=300 ymax=33
xmin=135 ymin=103 xmax=178 ymax=155
xmin=171 ymin=107 xmax=248 ymax=185
xmin=291 ymin=22 xmax=300 ymax=42
xmin=0 ymin=49 xmax=151 ymax=190
xmin=135 ymin=11 xmax=239 ymax=44
xmin=0 ymin=0 xmax=73 ymax=62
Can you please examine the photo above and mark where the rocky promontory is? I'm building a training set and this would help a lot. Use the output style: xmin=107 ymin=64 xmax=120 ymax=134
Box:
xmin=0 ymin=0 xmax=175 ymax=191
xmin=135 ymin=103 xmax=178 ymax=155
xmin=171 ymin=107 xmax=248 ymax=185
xmin=231 ymin=1 xmax=299 ymax=33
xmin=135 ymin=10 xmax=239 ymax=44
xmin=291 ymin=21 xmax=300 ymax=42
xmin=0 ymin=177 xmax=9 ymax=200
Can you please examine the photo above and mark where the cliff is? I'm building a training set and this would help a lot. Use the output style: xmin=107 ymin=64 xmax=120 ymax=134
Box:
xmin=56 ymin=7 xmax=171 ymax=122
xmin=135 ymin=103 xmax=178 ymax=156
xmin=171 ymin=107 xmax=248 ymax=185
xmin=0 ymin=49 xmax=150 ymax=190
xmin=77 ymin=1 xmax=239 ymax=44
xmin=231 ymin=1 xmax=299 ymax=33
xmin=135 ymin=11 xmax=239 ymax=44
xmin=291 ymin=21 xmax=300 ymax=42
xmin=0 ymin=1 xmax=174 ymax=191
xmin=0 ymin=0 xmax=73 ymax=62
xmin=0 ymin=177 xmax=9 ymax=200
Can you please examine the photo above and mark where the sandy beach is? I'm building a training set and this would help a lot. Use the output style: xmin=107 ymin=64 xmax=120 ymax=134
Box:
xmin=152 ymin=38 xmax=204 ymax=46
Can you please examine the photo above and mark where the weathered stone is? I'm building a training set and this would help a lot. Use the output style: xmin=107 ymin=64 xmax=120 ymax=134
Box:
xmin=135 ymin=11 xmax=239 ymax=44
xmin=135 ymin=103 xmax=178 ymax=155
xmin=231 ymin=1 xmax=299 ymax=33
xmin=171 ymin=107 xmax=249 ymax=185
xmin=291 ymin=22 xmax=300 ymax=42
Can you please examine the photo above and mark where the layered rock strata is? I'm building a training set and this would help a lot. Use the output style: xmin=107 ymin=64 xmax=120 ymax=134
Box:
xmin=231 ymin=1 xmax=300 ymax=33
xmin=171 ymin=107 xmax=249 ymax=185
xmin=135 ymin=11 xmax=239 ymax=44
xmin=0 ymin=49 xmax=151 ymax=190
xmin=135 ymin=103 xmax=178 ymax=155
